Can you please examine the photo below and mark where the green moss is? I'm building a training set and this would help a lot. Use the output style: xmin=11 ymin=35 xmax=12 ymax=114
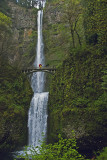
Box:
xmin=47 ymin=47 xmax=107 ymax=154
xmin=0 ymin=64 xmax=33 ymax=152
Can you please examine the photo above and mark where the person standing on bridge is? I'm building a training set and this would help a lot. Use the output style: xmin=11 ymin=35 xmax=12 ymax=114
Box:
xmin=39 ymin=64 xmax=42 ymax=69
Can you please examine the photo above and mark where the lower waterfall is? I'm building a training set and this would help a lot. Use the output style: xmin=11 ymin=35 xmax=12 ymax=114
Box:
xmin=28 ymin=92 xmax=48 ymax=146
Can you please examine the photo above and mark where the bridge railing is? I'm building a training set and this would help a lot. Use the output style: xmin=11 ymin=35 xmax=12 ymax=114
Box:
xmin=26 ymin=66 xmax=56 ymax=70
xmin=21 ymin=66 xmax=56 ymax=74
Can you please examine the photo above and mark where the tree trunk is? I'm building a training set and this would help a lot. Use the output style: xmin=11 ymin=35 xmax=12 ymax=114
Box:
xmin=71 ymin=28 xmax=75 ymax=48
xmin=75 ymin=30 xmax=82 ymax=46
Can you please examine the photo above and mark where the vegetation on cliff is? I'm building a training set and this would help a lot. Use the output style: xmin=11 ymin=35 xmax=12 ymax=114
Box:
xmin=45 ymin=0 xmax=107 ymax=158
xmin=0 ymin=64 xmax=32 ymax=152
xmin=0 ymin=9 xmax=33 ymax=153
xmin=18 ymin=134 xmax=88 ymax=160
xmin=0 ymin=11 xmax=12 ymax=63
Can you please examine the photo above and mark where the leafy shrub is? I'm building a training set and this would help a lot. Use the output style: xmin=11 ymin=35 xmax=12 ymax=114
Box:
xmin=18 ymin=134 xmax=88 ymax=160
xmin=95 ymin=147 xmax=107 ymax=160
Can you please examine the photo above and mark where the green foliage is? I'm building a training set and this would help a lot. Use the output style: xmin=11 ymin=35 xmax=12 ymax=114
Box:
xmin=43 ymin=0 xmax=72 ymax=66
xmin=44 ymin=0 xmax=86 ymax=66
xmin=44 ymin=0 xmax=106 ymax=66
xmin=32 ymin=7 xmax=38 ymax=14
xmin=22 ymin=30 xmax=37 ymax=65
xmin=0 ymin=11 xmax=11 ymax=38
xmin=82 ymin=0 xmax=107 ymax=52
xmin=0 ymin=11 xmax=12 ymax=60
xmin=48 ymin=47 xmax=107 ymax=156
xmin=0 ymin=64 xmax=33 ymax=152
xmin=101 ymin=70 xmax=107 ymax=90
xmin=46 ymin=2 xmax=107 ymax=157
xmin=63 ymin=0 xmax=83 ymax=47
xmin=18 ymin=134 xmax=87 ymax=160
xmin=95 ymin=147 xmax=107 ymax=160
xmin=0 ymin=0 xmax=11 ymax=15
xmin=0 ymin=12 xmax=11 ymax=26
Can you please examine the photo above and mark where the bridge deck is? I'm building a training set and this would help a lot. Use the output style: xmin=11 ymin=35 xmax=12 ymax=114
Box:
xmin=22 ymin=67 xmax=56 ymax=74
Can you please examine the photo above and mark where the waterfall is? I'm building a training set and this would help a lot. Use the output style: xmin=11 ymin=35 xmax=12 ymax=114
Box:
xmin=28 ymin=2 xmax=48 ymax=147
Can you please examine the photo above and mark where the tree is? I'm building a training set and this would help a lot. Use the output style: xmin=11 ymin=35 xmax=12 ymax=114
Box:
xmin=63 ymin=0 xmax=82 ymax=47
xmin=18 ymin=134 xmax=87 ymax=160
xmin=82 ymin=0 xmax=107 ymax=50
xmin=0 ymin=12 xmax=12 ymax=63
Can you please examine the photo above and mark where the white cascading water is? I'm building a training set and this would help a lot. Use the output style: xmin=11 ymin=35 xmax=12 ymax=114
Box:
xmin=28 ymin=1 xmax=48 ymax=147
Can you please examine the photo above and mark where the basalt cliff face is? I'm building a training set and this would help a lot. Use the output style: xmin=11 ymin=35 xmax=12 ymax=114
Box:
xmin=43 ymin=1 xmax=70 ymax=66
xmin=7 ymin=2 xmax=37 ymax=68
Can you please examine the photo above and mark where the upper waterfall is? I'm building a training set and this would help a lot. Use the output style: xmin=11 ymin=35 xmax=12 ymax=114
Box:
xmin=34 ymin=0 xmax=46 ymax=9
xmin=31 ymin=10 xmax=45 ymax=93
xmin=16 ymin=0 xmax=46 ymax=9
